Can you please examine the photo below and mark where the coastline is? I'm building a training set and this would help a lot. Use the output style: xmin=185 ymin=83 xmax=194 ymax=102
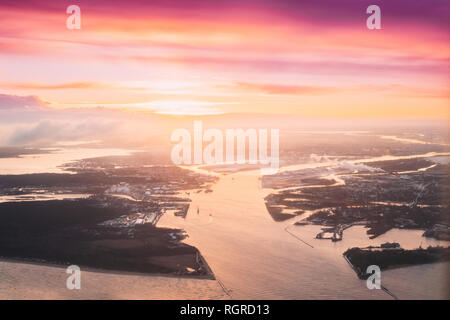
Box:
xmin=0 ymin=256 xmax=215 ymax=281
xmin=0 ymin=259 xmax=227 ymax=300
xmin=343 ymin=253 xmax=398 ymax=300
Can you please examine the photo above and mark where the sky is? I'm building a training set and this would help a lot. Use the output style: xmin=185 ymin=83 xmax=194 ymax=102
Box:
xmin=0 ymin=0 xmax=449 ymax=118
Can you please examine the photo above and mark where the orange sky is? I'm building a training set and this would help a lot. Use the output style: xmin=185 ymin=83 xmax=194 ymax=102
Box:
xmin=0 ymin=0 xmax=448 ymax=118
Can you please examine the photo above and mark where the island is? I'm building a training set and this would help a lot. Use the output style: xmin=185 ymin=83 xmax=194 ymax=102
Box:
xmin=343 ymin=243 xmax=450 ymax=279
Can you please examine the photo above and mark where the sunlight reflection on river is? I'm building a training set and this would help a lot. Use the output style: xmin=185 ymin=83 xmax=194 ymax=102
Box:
xmin=0 ymin=147 xmax=134 ymax=174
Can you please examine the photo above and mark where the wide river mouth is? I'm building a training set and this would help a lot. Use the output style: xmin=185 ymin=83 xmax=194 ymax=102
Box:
xmin=159 ymin=152 xmax=450 ymax=299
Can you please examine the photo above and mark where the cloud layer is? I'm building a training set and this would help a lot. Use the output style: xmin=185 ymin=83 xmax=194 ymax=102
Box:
xmin=0 ymin=94 xmax=47 ymax=109
xmin=0 ymin=0 xmax=448 ymax=118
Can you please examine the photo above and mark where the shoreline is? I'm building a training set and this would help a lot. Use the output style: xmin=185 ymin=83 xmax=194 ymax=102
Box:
xmin=343 ymin=253 xmax=399 ymax=299
xmin=0 ymin=256 xmax=216 ymax=281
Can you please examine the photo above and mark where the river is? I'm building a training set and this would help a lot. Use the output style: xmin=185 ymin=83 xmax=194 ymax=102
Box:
xmin=159 ymin=152 xmax=450 ymax=299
